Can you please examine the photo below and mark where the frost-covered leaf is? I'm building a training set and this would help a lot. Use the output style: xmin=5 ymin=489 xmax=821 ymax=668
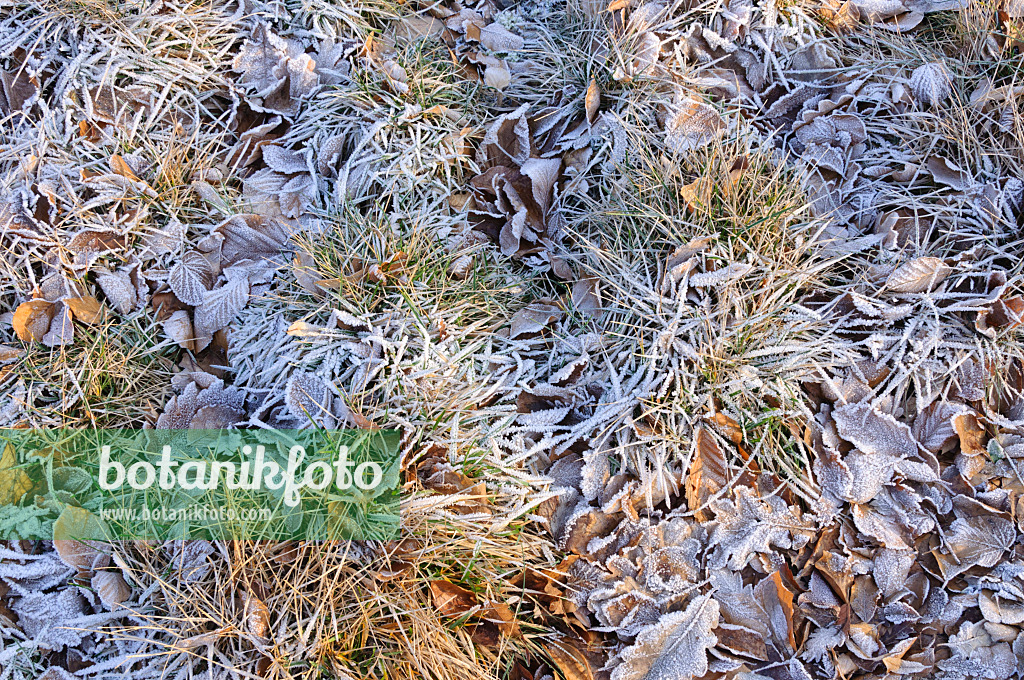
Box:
xmin=168 ymin=251 xmax=215 ymax=306
xmin=96 ymin=268 xmax=137 ymax=314
xmin=478 ymin=23 xmax=524 ymax=52
xmin=92 ymin=570 xmax=131 ymax=608
xmin=162 ymin=310 xmax=194 ymax=350
xmin=42 ymin=303 xmax=73 ymax=347
xmin=909 ymin=61 xmax=951 ymax=107
xmin=610 ymin=595 xmax=719 ymax=680
xmin=262 ymin=145 xmax=309 ymax=174
xmin=912 ymin=400 xmax=969 ymax=453
xmin=884 ymin=257 xmax=951 ymax=293
xmin=707 ymin=486 xmax=815 ymax=570
xmin=284 ymin=371 xmax=330 ymax=421
xmin=510 ymin=302 xmax=562 ymax=338
xmin=665 ymin=98 xmax=724 ymax=153
xmin=688 ymin=263 xmax=753 ymax=288
xmin=213 ymin=214 xmax=294 ymax=266
xmin=194 ymin=277 xmax=249 ymax=341
xmin=934 ymin=515 xmax=1015 ymax=580
xmin=12 ymin=588 xmax=88 ymax=650
xmin=832 ymin=403 xmax=918 ymax=459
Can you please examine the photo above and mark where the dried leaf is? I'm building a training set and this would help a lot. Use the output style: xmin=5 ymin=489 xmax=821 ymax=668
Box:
xmin=12 ymin=299 xmax=54 ymax=342
xmin=610 ymin=595 xmax=719 ymax=680
xmin=65 ymin=296 xmax=103 ymax=324
xmin=241 ymin=591 xmax=270 ymax=640
xmin=169 ymin=251 xmax=216 ymax=306
xmin=92 ymin=570 xmax=131 ymax=608
xmin=585 ymin=79 xmax=601 ymax=124
xmin=909 ymin=61 xmax=951 ymax=107
xmin=0 ymin=441 xmax=32 ymax=505
xmin=884 ymin=257 xmax=951 ymax=293
xmin=685 ymin=426 xmax=729 ymax=521
xmin=429 ymin=580 xmax=478 ymax=617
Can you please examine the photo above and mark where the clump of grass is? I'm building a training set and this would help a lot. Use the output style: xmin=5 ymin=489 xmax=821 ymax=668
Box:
xmin=4 ymin=308 xmax=177 ymax=427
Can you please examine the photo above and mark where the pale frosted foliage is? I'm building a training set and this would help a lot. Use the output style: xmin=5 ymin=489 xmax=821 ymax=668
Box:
xmin=194 ymin=277 xmax=250 ymax=341
xmin=168 ymin=252 xmax=215 ymax=306
xmin=95 ymin=269 xmax=137 ymax=315
xmin=611 ymin=595 xmax=719 ymax=680
xmin=284 ymin=371 xmax=330 ymax=422
xmin=910 ymin=61 xmax=951 ymax=107
xmin=884 ymin=257 xmax=952 ymax=293
xmin=665 ymin=98 xmax=724 ymax=153
xmin=935 ymin=516 xmax=1016 ymax=581
xmin=707 ymin=487 xmax=815 ymax=570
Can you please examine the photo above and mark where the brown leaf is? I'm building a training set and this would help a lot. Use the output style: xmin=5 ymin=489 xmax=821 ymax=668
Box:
xmin=109 ymin=154 xmax=140 ymax=182
xmin=585 ymin=78 xmax=600 ymax=124
xmin=12 ymin=299 xmax=54 ymax=342
xmin=953 ymin=412 xmax=987 ymax=456
xmin=429 ymin=580 xmax=478 ymax=618
xmin=66 ymin=296 xmax=103 ymax=324
xmin=92 ymin=571 xmax=131 ymax=608
xmin=685 ymin=426 xmax=730 ymax=521
xmin=242 ymin=591 xmax=270 ymax=640
xmin=544 ymin=636 xmax=599 ymax=680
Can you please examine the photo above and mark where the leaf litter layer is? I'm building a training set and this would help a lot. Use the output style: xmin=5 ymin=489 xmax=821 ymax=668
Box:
xmin=1 ymin=0 xmax=1024 ymax=678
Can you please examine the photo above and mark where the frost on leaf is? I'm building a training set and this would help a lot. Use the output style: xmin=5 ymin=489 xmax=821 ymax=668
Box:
xmin=168 ymin=251 xmax=215 ymax=306
xmin=194 ymin=276 xmax=250 ymax=343
xmin=162 ymin=310 xmax=194 ymax=350
xmin=12 ymin=588 xmax=88 ymax=650
xmin=610 ymin=595 xmax=719 ymax=680
xmin=285 ymin=371 xmax=330 ymax=422
xmin=884 ymin=257 xmax=951 ymax=293
xmin=665 ymin=98 xmax=724 ymax=153
xmin=707 ymin=486 xmax=815 ymax=570
xmin=96 ymin=268 xmax=137 ymax=314
xmin=213 ymin=214 xmax=294 ymax=266
xmin=934 ymin=515 xmax=1016 ymax=581
xmin=909 ymin=61 xmax=951 ymax=107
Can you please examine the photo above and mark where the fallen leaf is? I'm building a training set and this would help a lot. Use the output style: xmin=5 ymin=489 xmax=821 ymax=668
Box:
xmin=685 ymin=426 xmax=730 ymax=521
xmin=429 ymin=580 xmax=478 ymax=618
xmin=12 ymin=299 xmax=54 ymax=342
xmin=66 ymin=296 xmax=103 ymax=324
xmin=884 ymin=257 xmax=951 ymax=293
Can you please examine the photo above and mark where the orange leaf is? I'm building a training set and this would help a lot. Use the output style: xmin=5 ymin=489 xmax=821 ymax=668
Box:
xmin=685 ymin=426 xmax=730 ymax=521
xmin=429 ymin=580 xmax=478 ymax=618
xmin=12 ymin=299 xmax=54 ymax=342
xmin=66 ymin=296 xmax=103 ymax=324
xmin=953 ymin=412 xmax=987 ymax=456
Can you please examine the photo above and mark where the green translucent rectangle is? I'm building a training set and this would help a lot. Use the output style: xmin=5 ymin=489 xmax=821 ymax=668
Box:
xmin=0 ymin=429 xmax=401 ymax=540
